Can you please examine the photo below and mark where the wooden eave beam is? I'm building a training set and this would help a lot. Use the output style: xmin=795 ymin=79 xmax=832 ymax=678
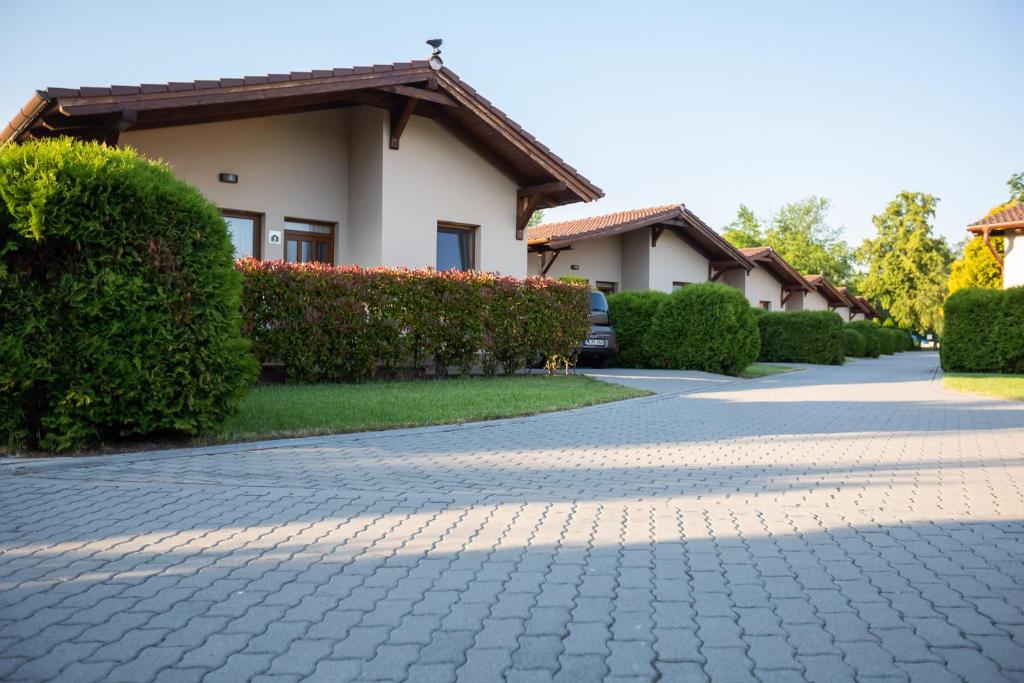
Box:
xmin=389 ymin=97 xmax=417 ymax=150
xmin=56 ymin=70 xmax=434 ymax=117
xmin=518 ymin=181 xmax=567 ymax=198
xmin=539 ymin=247 xmax=568 ymax=276
xmin=378 ymin=84 xmax=457 ymax=107
xmin=516 ymin=194 xmax=545 ymax=241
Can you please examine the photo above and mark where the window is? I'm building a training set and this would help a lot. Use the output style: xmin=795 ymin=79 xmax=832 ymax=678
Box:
xmin=672 ymin=281 xmax=691 ymax=291
xmin=595 ymin=281 xmax=618 ymax=296
xmin=283 ymin=218 xmax=335 ymax=265
xmin=221 ymin=209 xmax=263 ymax=259
xmin=759 ymin=300 xmax=772 ymax=311
xmin=436 ymin=222 xmax=477 ymax=271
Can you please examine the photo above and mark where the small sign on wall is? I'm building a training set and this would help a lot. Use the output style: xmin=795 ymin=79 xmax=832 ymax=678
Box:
xmin=268 ymin=230 xmax=283 ymax=245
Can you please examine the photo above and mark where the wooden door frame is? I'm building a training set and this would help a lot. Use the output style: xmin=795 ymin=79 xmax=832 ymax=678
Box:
xmin=283 ymin=216 xmax=336 ymax=265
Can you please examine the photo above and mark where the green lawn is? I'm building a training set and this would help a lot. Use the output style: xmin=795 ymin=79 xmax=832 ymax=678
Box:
xmin=206 ymin=375 xmax=649 ymax=443
xmin=942 ymin=373 xmax=1024 ymax=402
xmin=740 ymin=363 xmax=798 ymax=379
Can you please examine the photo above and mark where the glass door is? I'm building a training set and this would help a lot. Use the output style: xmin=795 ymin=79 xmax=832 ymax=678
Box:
xmin=282 ymin=218 xmax=335 ymax=265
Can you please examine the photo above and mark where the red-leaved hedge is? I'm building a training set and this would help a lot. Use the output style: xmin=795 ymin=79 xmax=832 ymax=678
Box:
xmin=237 ymin=260 xmax=591 ymax=382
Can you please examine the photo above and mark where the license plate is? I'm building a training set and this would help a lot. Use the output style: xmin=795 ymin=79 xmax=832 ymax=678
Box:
xmin=583 ymin=339 xmax=607 ymax=348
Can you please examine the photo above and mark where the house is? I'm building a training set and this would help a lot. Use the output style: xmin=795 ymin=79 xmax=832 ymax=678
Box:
xmin=726 ymin=247 xmax=814 ymax=311
xmin=526 ymin=204 xmax=753 ymax=294
xmin=967 ymin=203 xmax=1024 ymax=288
xmin=1 ymin=53 xmax=602 ymax=278
xmin=836 ymin=287 xmax=877 ymax=321
xmin=804 ymin=274 xmax=857 ymax=319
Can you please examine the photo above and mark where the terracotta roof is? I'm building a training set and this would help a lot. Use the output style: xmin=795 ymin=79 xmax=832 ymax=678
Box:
xmin=968 ymin=202 xmax=1024 ymax=233
xmin=738 ymin=247 xmax=814 ymax=292
xmin=528 ymin=204 xmax=680 ymax=243
xmin=1 ymin=59 xmax=602 ymax=207
xmin=528 ymin=203 xmax=754 ymax=271
xmin=837 ymin=287 xmax=876 ymax=317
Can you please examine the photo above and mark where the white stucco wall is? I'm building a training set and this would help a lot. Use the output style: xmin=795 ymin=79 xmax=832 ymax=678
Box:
xmin=784 ymin=292 xmax=805 ymax=311
xmin=620 ymin=229 xmax=652 ymax=292
xmin=381 ymin=115 xmax=523 ymax=276
xmin=121 ymin=109 xmax=350 ymax=263
xmin=649 ymin=230 xmax=709 ymax=292
xmin=803 ymin=289 xmax=831 ymax=311
xmin=834 ymin=306 xmax=851 ymax=321
xmin=347 ymin=107 xmax=385 ymax=266
xmin=1005 ymin=234 xmax=1024 ymax=288
xmin=534 ymin=236 xmax=622 ymax=286
xmin=741 ymin=266 xmax=784 ymax=310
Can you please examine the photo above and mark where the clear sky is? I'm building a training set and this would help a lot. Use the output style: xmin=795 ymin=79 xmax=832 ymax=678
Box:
xmin=2 ymin=0 xmax=1020 ymax=247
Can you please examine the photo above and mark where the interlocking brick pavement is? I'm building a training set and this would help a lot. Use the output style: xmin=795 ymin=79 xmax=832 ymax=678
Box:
xmin=1 ymin=352 xmax=1023 ymax=681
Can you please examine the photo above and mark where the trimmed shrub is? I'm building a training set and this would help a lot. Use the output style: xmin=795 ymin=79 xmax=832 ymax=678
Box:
xmin=847 ymin=321 xmax=882 ymax=358
xmin=877 ymin=328 xmax=896 ymax=355
xmin=606 ymin=290 xmax=670 ymax=368
xmin=942 ymin=286 xmax=1024 ymax=373
xmin=879 ymin=327 xmax=912 ymax=354
xmin=642 ymin=283 xmax=759 ymax=376
xmin=843 ymin=328 xmax=867 ymax=358
xmin=0 ymin=139 xmax=258 ymax=452
xmin=756 ymin=311 xmax=845 ymax=365
xmin=238 ymin=261 xmax=591 ymax=381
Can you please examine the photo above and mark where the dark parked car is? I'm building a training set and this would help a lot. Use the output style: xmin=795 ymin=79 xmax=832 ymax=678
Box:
xmin=576 ymin=291 xmax=618 ymax=367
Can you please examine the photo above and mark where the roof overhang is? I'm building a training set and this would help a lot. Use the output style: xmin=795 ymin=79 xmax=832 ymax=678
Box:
xmin=745 ymin=249 xmax=814 ymax=292
xmin=967 ymin=223 xmax=1024 ymax=236
xmin=805 ymin=275 xmax=850 ymax=308
xmin=529 ymin=205 xmax=753 ymax=271
xmin=1 ymin=62 xmax=602 ymax=210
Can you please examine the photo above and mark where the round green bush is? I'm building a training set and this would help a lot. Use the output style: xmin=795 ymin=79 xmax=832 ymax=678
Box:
xmin=606 ymin=290 xmax=670 ymax=368
xmin=847 ymin=321 xmax=882 ymax=358
xmin=642 ymin=283 xmax=759 ymax=376
xmin=843 ymin=328 xmax=866 ymax=357
xmin=757 ymin=311 xmax=844 ymax=365
xmin=0 ymin=139 xmax=258 ymax=451
xmin=877 ymin=328 xmax=896 ymax=355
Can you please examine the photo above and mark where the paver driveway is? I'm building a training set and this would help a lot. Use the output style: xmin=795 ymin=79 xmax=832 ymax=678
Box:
xmin=1 ymin=352 xmax=1023 ymax=682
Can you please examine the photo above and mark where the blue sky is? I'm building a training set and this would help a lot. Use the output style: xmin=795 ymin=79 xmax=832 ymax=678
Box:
xmin=2 ymin=0 xmax=1020 ymax=247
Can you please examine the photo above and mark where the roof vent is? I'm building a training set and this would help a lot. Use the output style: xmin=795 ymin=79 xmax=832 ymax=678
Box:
xmin=427 ymin=39 xmax=443 ymax=70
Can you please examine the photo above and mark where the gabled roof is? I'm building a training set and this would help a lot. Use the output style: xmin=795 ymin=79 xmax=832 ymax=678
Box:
xmin=837 ymin=287 xmax=877 ymax=317
xmin=967 ymin=202 xmax=1024 ymax=234
xmin=1 ymin=59 xmax=602 ymax=208
xmin=527 ymin=203 xmax=753 ymax=270
xmin=804 ymin=274 xmax=854 ymax=308
xmin=739 ymin=247 xmax=814 ymax=292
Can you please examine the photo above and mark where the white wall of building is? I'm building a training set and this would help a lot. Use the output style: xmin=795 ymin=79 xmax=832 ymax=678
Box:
xmin=742 ymin=267 xmax=784 ymax=310
xmin=1005 ymin=234 xmax=1024 ymax=288
xmin=381 ymin=115 xmax=523 ymax=276
xmin=803 ymin=289 xmax=831 ymax=311
xmin=649 ymin=231 xmax=709 ymax=292
xmin=121 ymin=109 xmax=350 ymax=263
xmin=784 ymin=292 xmax=805 ymax=311
xmin=531 ymin=235 xmax=623 ymax=286
xmin=620 ymin=229 xmax=651 ymax=292
xmin=122 ymin=106 xmax=527 ymax=276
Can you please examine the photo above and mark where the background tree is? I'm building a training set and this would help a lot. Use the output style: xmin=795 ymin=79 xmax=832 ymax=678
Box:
xmin=856 ymin=191 xmax=952 ymax=333
xmin=721 ymin=197 xmax=854 ymax=285
xmin=721 ymin=205 xmax=764 ymax=248
xmin=527 ymin=210 xmax=545 ymax=228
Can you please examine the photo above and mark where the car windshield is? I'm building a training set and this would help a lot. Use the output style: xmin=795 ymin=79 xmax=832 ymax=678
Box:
xmin=590 ymin=291 xmax=609 ymax=313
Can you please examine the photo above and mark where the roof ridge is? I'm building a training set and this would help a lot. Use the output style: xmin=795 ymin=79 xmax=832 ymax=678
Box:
xmin=534 ymin=203 xmax=682 ymax=230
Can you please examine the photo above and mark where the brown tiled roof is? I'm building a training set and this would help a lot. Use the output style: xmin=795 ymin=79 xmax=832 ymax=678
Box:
xmin=968 ymin=202 xmax=1024 ymax=233
xmin=1 ymin=60 xmax=602 ymax=206
xmin=528 ymin=204 xmax=680 ymax=243
xmin=737 ymin=247 xmax=814 ymax=292
xmin=528 ymin=203 xmax=754 ymax=271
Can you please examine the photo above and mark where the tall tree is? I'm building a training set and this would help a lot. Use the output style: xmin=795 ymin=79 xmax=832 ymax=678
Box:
xmin=766 ymin=197 xmax=854 ymax=285
xmin=721 ymin=198 xmax=854 ymax=285
xmin=856 ymin=192 xmax=952 ymax=332
xmin=527 ymin=210 xmax=545 ymax=228
xmin=721 ymin=205 xmax=764 ymax=248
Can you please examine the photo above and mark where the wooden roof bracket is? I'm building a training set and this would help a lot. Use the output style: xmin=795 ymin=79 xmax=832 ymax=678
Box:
xmin=539 ymin=247 xmax=569 ymax=276
xmin=516 ymin=183 xmax=565 ymax=240
xmin=983 ymin=226 xmax=1005 ymax=268
xmin=389 ymin=97 xmax=417 ymax=150
xmin=708 ymin=260 xmax=742 ymax=282
xmin=651 ymin=225 xmax=665 ymax=247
